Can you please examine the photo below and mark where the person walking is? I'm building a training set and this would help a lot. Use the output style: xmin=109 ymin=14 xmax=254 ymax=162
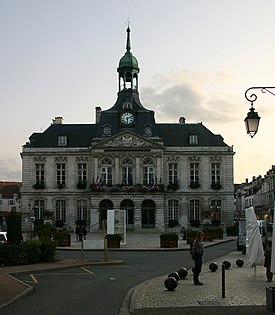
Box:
xmin=264 ymin=240 xmax=273 ymax=282
xmin=191 ymin=231 xmax=204 ymax=285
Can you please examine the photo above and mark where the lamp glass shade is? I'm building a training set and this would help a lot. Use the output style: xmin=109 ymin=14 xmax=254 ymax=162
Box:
xmin=244 ymin=107 xmax=260 ymax=138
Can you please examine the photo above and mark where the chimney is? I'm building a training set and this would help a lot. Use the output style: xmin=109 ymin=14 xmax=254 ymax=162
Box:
xmin=179 ymin=117 xmax=186 ymax=124
xmin=95 ymin=107 xmax=101 ymax=123
xmin=52 ymin=117 xmax=63 ymax=124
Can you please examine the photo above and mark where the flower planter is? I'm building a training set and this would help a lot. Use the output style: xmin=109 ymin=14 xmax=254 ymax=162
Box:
xmin=160 ymin=239 xmax=178 ymax=248
xmin=107 ymin=239 xmax=121 ymax=248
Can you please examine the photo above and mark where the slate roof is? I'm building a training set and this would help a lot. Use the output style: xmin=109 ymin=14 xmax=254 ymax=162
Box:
xmin=24 ymin=121 xmax=228 ymax=148
xmin=0 ymin=184 xmax=21 ymax=199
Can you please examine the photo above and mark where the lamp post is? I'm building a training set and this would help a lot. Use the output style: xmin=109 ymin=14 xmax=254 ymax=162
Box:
xmin=244 ymin=87 xmax=275 ymax=137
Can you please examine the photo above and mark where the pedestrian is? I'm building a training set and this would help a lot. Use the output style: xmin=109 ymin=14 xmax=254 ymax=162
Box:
xmin=264 ymin=240 xmax=273 ymax=282
xmin=191 ymin=231 xmax=204 ymax=285
xmin=78 ymin=226 xmax=83 ymax=242
xmin=180 ymin=226 xmax=186 ymax=240
xmin=75 ymin=225 xmax=80 ymax=242
xmin=83 ymin=226 xmax=87 ymax=240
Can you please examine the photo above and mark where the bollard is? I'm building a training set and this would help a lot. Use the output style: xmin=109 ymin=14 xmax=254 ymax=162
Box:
xmin=178 ymin=268 xmax=188 ymax=280
xmin=164 ymin=277 xmax=178 ymax=291
xmin=168 ymin=272 xmax=180 ymax=282
xmin=222 ymin=263 xmax=225 ymax=298
xmin=209 ymin=262 xmax=218 ymax=272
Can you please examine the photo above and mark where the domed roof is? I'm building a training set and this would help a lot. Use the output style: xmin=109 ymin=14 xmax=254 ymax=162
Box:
xmin=118 ymin=27 xmax=139 ymax=71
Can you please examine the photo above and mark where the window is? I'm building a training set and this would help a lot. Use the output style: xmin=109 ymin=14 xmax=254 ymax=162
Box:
xmin=55 ymin=200 xmax=66 ymax=222
xmin=8 ymin=199 xmax=15 ymax=206
xmin=211 ymin=163 xmax=221 ymax=184
xmin=100 ymin=158 xmax=112 ymax=185
xmin=189 ymin=135 xmax=198 ymax=144
xmin=190 ymin=200 xmax=200 ymax=221
xmin=210 ymin=200 xmax=222 ymax=221
xmin=58 ymin=136 xmax=67 ymax=146
xmin=35 ymin=163 xmax=45 ymax=184
xmin=143 ymin=159 xmax=155 ymax=186
xmin=78 ymin=163 xmax=87 ymax=182
xmin=77 ymin=200 xmax=88 ymax=222
xmin=168 ymin=200 xmax=179 ymax=221
xmin=190 ymin=163 xmax=199 ymax=184
xmin=122 ymin=159 xmax=133 ymax=185
xmin=33 ymin=200 xmax=45 ymax=220
xmin=56 ymin=163 xmax=66 ymax=186
xmin=168 ymin=163 xmax=178 ymax=184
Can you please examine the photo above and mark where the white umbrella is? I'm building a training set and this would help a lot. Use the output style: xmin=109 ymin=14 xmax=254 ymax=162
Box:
xmin=270 ymin=222 xmax=275 ymax=273
xmin=245 ymin=207 xmax=264 ymax=267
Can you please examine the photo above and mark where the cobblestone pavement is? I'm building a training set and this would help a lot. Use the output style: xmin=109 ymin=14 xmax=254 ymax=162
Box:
xmin=127 ymin=251 xmax=274 ymax=315
xmin=1 ymin=233 xmax=274 ymax=314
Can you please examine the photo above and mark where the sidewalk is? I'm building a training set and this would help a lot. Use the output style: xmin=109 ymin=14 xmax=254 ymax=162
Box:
xmin=1 ymin=232 xmax=274 ymax=314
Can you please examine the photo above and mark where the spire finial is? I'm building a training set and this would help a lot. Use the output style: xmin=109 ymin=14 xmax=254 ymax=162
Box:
xmin=126 ymin=23 xmax=131 ymax=52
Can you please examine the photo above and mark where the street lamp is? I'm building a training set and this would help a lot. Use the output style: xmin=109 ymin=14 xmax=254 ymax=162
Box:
xmin=244 ymin=87 xmax=275 ymax=137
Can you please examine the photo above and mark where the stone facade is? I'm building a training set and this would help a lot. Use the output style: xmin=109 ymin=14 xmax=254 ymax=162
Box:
xmin=21 ymin=28 xmax=235 ymax=232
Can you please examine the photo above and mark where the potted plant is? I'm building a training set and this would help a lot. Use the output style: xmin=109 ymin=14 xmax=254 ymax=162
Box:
xmin=77 ymin=181 xmax=87 ymax=189
xmin=167 ymin=181 xmax=179 ymax=191
xmin=105 ymin=233 xmax=123 ymax=248
xmin=33 ymin=182 xmax=45 ymax=189
xmin=189 ymin=181 xmax=201 ymax=189
xmin=54 ymin=230 xmax=71 ymax=247
xmin=190 ymin=219 xmax=200 ymax=227
xmin=160 ymin=232 xmax=179 ymax=248
xmin=211 ymin=182 xmax=222 ymax=190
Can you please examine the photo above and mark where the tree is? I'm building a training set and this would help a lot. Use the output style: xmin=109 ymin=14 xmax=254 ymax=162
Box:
xmin=7 ymin=210 xmax=22 ymax=244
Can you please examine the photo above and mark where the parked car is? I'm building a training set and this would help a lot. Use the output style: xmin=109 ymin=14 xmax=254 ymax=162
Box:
xmin=0 ymin=232 xmax=7 ymax=244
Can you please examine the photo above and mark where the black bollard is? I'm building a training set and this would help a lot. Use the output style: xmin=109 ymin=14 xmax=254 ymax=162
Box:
xmin=222 ymin=263 xmax=225 ymax=298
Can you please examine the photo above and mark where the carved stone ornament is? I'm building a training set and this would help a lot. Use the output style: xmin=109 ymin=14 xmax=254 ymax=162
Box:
xmin=210 ymin=156 xmax=222 ymax=162
xmin=188 ymin=155 xmax=201 ymax=161
xmin=54 ymin=156 xmax=68 ymax=162
xmin=167 ymin=156 xmax=179 ymax=162
xmin=76 ymin=156 xmax=89 ymax=162
xmin=102 ymin=135 xmax=151 ymax=147
xmin=33 ymin=156 xmax=46 ymax=162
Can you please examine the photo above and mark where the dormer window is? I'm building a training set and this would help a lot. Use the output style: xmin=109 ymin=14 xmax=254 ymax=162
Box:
xmin=122 ymin=102 xmax=132 ymax=109
xmin=58 ymin=136 xmax=67 ymax=146
xmin=189 ymin=135 xmax=198 ymax=145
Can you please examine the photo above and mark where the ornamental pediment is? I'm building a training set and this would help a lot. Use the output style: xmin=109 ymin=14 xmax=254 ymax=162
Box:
xmin=92 ymin=131 xmax=163 ymax=148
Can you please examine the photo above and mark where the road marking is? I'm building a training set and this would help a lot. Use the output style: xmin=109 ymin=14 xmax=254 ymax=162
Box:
xmin=81 ymin=267 xmax=95 ymax=274
xmin=30 ymin=274 xmax=39 ymax=284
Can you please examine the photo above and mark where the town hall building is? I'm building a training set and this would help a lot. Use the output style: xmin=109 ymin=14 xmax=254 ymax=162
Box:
xmin=21 ymin=28 xmax=235 ymax=232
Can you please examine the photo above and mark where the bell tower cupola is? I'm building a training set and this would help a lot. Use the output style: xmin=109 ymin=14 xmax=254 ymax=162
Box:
xmin=117 ymin=27 xmax=139 ymax=93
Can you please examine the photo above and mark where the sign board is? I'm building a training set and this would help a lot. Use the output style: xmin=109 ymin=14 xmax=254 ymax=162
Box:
xmin=107 ymin=209 xmax=126 ymax=245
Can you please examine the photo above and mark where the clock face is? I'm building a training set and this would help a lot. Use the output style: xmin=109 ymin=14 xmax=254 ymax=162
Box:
xmin=121 ymin=112 xmax=134 ymax=125
xmin=103 ymin=126 xmax=111 ymax=135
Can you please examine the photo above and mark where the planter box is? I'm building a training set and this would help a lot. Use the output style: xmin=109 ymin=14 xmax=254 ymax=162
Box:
xmin=56 ymin=234 xmax=71 ymax=247
xmin=107 ymin=239 xmax=120 ymax=248
xmin=160 ymin=239 xmax=178 ymax=248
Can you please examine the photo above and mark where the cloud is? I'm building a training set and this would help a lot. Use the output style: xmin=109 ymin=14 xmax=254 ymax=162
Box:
xmin=0 ymin=157 xmax=21 ymax=181
xmin=140 ymin=70 xmax=238 ymax=124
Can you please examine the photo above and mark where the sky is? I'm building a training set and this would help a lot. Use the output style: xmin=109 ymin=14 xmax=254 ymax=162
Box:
xmin=1 ymin=0 xmax=275 ymax=183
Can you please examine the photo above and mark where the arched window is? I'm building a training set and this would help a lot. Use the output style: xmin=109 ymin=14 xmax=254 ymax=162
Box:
xmin=190 ymin=199 xmax=200 ymax=221
xmin=77 ymin=200 xmax=88 ymax=222
xmin=168 ymin=200 xmax=179 ymax=221
xmin=34 ymin=200 xmax=45 ymax=220
xmin=55 ymin=200 xmax=66 ymax=223
xmin=210 ymin=199 xmax=222 ymax=221
xmin=100 ymin=158 xmax=113 ymax=185
xmin=122 ymin=158 xmax=134 ymax=185
xmin=143 ymin=159 xmax=155 ymax=186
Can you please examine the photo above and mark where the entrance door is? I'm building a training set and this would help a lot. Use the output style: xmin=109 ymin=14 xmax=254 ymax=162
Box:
xmin=120 ymin=199 xmax=134 ymax=229
xmin=99 ymin=199 xmax=113 ymax=228
xmin=141 ymin=200 xmax=155 ymax=228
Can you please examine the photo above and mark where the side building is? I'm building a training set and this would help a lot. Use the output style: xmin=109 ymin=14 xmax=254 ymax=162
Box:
xmin=21 ymin=27 xmax=235 ymax=233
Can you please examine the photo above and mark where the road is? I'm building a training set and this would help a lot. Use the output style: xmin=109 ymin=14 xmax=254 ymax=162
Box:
xmin=0 ymin=241 xmax=236 ymax=315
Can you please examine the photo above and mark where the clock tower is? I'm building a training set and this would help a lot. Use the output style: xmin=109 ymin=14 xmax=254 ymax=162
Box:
xmin=94 ymin=27 xmax=159 ymax=139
